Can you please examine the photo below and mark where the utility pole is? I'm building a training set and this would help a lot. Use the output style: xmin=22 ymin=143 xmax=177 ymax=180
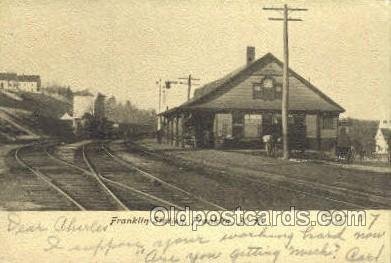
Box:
xmin=162 ymin=85 xmax=166 ymax=108
xmin=178 ymin=74 xmax=200 ymax=101
xmin=163 ymin=80 xmax=184 ymax=110
xmin=263 ymin=4 xmax=307 ymax=160
xmin=165 ymin=75 xmax=200 ymax=102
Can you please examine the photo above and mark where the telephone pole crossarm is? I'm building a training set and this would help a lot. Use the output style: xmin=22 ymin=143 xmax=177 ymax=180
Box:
xmin=178 ymin=74 xmax=200 ymax=101
xmin=179 ymin=77 xmax=199 ymax=79
xmin=164 ymin=74 xmax=200 ymax=102
xmin=263 ymin=7 xmax=308 ymax=11
xmin=268 ymin=18 xmax=303 ymax=21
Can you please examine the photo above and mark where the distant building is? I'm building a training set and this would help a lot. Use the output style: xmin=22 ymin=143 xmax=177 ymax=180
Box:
xmin=61 ymin=90 xmax=106 ymax=132
xmin=17 ymin=75 xmax=41 ymax=93
xmin=0 ymin=73 xmax=18 ymax=90
xmin=0 ymin=72 xmax=41 ymax=93
xmin=72 ymin=90 xmax=95 ymax=119
xmin=158 ymin=47 xmax=345 ymax=153
xmin=375 ymin=119 xmax=391 ymax=154
xmin=60 ymin=112 xmax=73 ymax=121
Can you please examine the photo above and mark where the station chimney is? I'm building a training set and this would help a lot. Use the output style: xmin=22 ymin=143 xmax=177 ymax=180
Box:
xmin=247 ymin=46 xmax=255 ymax=65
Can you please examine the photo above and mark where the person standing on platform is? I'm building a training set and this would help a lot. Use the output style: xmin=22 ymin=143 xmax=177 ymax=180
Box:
xmin=263 ymin=134 xmax=273 ymax=156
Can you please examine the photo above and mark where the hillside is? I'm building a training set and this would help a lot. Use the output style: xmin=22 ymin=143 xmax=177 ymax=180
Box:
xmin=0 ymin=90 xmax=73 ymax=142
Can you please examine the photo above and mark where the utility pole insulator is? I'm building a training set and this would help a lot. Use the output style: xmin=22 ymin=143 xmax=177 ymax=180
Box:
xmin=165 ymin=81 xmax=172 ymax=89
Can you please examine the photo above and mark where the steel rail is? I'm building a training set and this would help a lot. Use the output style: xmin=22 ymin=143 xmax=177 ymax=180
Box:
xmin=82 ymin=144 xmax=184 ymax=210
xmin=220 ymin=150 xmax=391 ymax=206
xmin=130 ymin=142 xmax=371 ymax=209
xmin=15 ymin=144 xmax=86 ymax=210
xmin=46 ymin=144 xmax=185 ymax=209
xmin=102 ymin=144 xmax=226 ymax=210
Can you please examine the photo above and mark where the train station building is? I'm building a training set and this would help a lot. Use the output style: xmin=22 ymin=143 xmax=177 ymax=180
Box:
xmin=158 ymin=47 xmax=345 ymax=153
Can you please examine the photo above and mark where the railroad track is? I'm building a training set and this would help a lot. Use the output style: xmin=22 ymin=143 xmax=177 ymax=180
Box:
xmin=82 ymin=142 xmax=226 ymax=210
xmin=125 ymin=141 xmax=390 ymax=209
xmin=221 ymin=149 xmax=391 ymax=202
xmin=15 ymin=142 xmax=128 ymax=211
xmin=45 ymin=144 xmax=183 ymax=210
xmin=39 ymin=139 xmax=387 ymax=210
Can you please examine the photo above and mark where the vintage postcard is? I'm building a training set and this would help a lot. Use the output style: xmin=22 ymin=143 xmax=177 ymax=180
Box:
xmin=0 ymin=0 xmax=390 ymax=262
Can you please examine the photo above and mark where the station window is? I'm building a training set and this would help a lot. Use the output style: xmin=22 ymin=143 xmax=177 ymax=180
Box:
xmin=253 ymin=76 xmax=279 ymax=100
xmin=322 ymin=116 xmax=335 ymax=129
xmin=272 ymin=114 xmax=281 ymax=124
xmin=263 ymin=78 xmax=274 ymax=89
xmin=288 ymin=114 xmax=295 ymax=125
xmin=244 ymin=114 xmax=262 ymax=138
xmin=261 ymin=78 xmax=274 ymax=100
xmin=253 ymin=83 xmax=263 ymax=99
xmin=275 ymin=84 xmax=282 ymax=98
xmin=222 ymin=121 xmax=229 ymax=136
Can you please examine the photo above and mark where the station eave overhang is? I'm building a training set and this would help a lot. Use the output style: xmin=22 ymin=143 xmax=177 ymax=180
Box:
xmin=158 ymin=105 xmax=344 ymax=117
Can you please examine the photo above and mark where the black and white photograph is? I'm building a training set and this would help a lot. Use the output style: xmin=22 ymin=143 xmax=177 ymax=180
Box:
xmin=0 ymin=0 xmax=389 ymax=262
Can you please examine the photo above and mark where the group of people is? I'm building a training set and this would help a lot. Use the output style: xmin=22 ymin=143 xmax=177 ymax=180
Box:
xmin=262 ymin=133 xmax=281 ymax=157
xmin=336 ymin=145 xmax=355 ymax=163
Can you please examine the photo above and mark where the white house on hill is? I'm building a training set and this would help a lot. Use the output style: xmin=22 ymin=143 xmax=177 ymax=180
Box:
xmin=375 ymin=119 xmax=391 ymax=154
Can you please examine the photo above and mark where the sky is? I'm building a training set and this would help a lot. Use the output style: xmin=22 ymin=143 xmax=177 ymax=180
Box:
xmin=0 ymin=0 xmax=389 ymax=120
